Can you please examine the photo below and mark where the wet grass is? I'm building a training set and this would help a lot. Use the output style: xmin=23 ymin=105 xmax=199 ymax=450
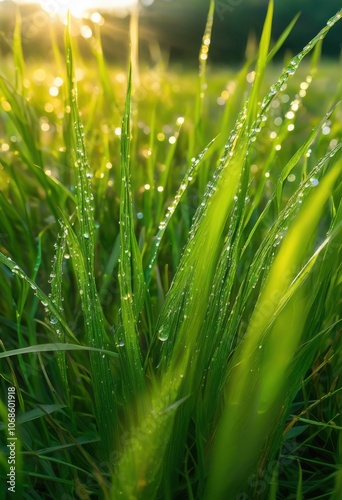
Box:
xmin=0 ymin=2 xmax=341 ymax=499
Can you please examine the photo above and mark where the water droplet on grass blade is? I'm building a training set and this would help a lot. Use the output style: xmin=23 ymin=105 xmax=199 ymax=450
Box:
xmin=158 ymin=326 xmax=169 ymax=342
xmin=50 ymin=315 xmax=58 ymax=325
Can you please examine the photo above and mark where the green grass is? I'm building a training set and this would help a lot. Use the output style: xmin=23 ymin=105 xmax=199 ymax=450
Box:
xmin=0 ymin=2 xmax=341 ymax=498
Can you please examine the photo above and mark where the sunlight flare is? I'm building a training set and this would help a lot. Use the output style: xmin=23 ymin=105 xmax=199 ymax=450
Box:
xmin=37 ymin=0 xmax=138 ymax=18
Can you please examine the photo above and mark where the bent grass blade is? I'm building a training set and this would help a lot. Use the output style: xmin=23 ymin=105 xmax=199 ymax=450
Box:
xmin=0 ymin=252 xmax=77 ymax=344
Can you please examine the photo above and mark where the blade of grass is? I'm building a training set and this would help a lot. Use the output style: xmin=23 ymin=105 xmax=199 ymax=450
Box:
xmin=0 ymin=343 xmax=118 ymax=360
xmin=117 ymin=65 xmax=146 ymax=400
xmin=65 ymin=18 xmax=118 ymax=457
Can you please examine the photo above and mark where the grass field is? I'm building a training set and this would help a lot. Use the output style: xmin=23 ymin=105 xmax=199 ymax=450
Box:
xmin=0 ymin=2 xmax=341 ymax=498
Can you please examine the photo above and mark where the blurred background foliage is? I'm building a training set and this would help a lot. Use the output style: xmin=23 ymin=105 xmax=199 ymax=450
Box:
xmin=0 ymin=0 xmax=341 ymax=64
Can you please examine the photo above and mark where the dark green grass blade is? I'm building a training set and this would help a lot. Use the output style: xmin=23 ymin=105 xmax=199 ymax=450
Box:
xmin=332 ymin=430 xmax=342 ymax=499
xmin=48 ymin=230 xmax=68 ymax=390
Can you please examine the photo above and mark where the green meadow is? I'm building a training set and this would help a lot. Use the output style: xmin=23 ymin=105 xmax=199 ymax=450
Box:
xmin=0 ymin=1 xmax=341 ymax=498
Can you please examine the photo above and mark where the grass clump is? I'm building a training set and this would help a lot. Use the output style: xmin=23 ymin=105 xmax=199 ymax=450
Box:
xmin=0 ymin=1 xmax=341 ymax=498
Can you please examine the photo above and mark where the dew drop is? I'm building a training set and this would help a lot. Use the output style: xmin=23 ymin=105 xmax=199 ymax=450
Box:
xmin=158 ymin=327 xmax=169 ymax=342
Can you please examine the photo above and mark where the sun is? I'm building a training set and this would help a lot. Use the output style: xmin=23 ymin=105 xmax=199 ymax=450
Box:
xmin=39 ymin=0 xmax=138 ymax=19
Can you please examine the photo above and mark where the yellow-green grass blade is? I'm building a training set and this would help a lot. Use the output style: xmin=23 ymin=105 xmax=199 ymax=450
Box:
xmin=111 ymin=376 xmax=191 ymax=499
xmin=206 ymin=269 xmax=337 ymax=498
